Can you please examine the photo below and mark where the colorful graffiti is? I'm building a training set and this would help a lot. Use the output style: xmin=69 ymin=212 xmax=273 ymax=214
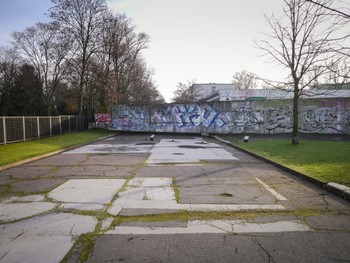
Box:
xmin=202 ymin=105 xmax=227 ymax=128
xmin=95 ymin=113 xmax=111 ymax=128
xmin=110 ymin=99 xmax=350 ymax=134
xmin=300 ymin=107 xmax=342 ymax=132
xmin=265 ymin=107 xmax=293 ymax=132
xmin=173 ymin=104 xmax=201 ymax=129
xmin=111 ymin=106 xmax=149 ymax=131
xmin=95 ymin=113 xmax=111 ymax=123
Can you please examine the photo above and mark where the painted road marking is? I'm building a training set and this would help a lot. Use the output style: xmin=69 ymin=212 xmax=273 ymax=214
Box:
xmin=256 ymin=178 xmax=287 ymax=201
xmin=107 ymin=220 xmax=310 ymax=235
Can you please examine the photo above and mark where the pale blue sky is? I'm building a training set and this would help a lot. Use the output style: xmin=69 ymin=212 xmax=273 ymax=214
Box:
xmin=108 ymin=0 xmax=288 ymax=101
xmin=0 ymin=0 xmax=51 ymax=44
xmin=0 ymin=0 xmax=287 ymax=101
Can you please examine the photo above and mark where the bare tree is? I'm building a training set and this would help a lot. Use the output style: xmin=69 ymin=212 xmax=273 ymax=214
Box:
xmin=107 ymin=13 xmax=150 ymax=104
xmin=256 ymin=0 xmax=349 ymax=144
xmin=306 ymin=0 xmax=350 ymax=19
xmin=172 ymin=79 xmax=198 ymax=103
xmin=232 ymin=70 xmax=257 ymax=90
xmin=128 ymin=61 xmax=164 ymax=105
xmin=306 ymin=0 xmax=350 ymax=84
xmin=12 ymin=22 xmax=72 ymax=115
xmin=70 ymin=11 xmax=159 ymax=113
xmin=49 ymin=0 xmax=109 ymax=116
xmin=0 ymin=46 xmax=21 ymax=115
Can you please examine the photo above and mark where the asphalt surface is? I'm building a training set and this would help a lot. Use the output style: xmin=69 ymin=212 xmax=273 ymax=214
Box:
xmin=0 ymin=133 xmax=350 ymax=263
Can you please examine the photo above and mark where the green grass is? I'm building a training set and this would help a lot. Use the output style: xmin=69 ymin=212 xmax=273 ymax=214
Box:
xmin=0 ymin=129 xmax=115 ymax=167
xmin=112 ymin=209 xmax=322 ymax=226
xmin=226 ymin=137 xmax=350 ymax=187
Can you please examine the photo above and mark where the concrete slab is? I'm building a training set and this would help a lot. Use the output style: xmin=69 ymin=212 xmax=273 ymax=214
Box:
xmin=118 ymin=187 xmax=148 ymax=200
xmin=86 ymin=234 xmax=264 ymax=263
xmin=0 ymin=174 xmax=11 ymax=185
xmin=0 ymin=166 xmax=54 ymax=179
xmin=178 ymin=183 xmax=276 ymax=204
xmin=265 ymin=177 xmax=349 ymax=210
xmin=12 ymin=195 xmax=46 ymax=202
xmin=87 ymin=232 xmax=350 ymax=263
xmin=61 ymin=202 xmax=105 ymax=211
xmin=179 ymin=203 xmax=285 ymax=211
xmin=136 ymin=166 xmax=204 ymax=178
xmin=144 ymin=187 xmax=175 ymax=200
xmin=128 ymin=177 xmax=172 ymax=187
xmin=1 ymin=195 xmax=46 ymax=203
xmin=48 ymin=179 xmax=125 ymax=204
xmin=82 ymin=154 xmax=146 ymax=166
xmin=107 ymin=220 xmax=310 ymax=235
xmin=147 ymin=138 xmax=239 ymax=164
xmin=110 ymin=198 xmax=285 ymax=215
xmin=137 ymin=164 xmax=250 ymax=181
xmin=108 ymin=177 xmax=286 ymax=215
xmin=255 ymin=178 xmax=287 ymax=201
xmin=119 ymin=208 xmax=181 ymax=216
xmin=119 ymin=220 xmax=187 ymax=228
xmin=64 ymin=144 xmax=152 ymax=154
xmin=0 ymin=213 xmax=97 ymax=263
xmin=24 ymin=154 xmax=87 ymax=166
xmin=305 ymin=214 xmax=350 ymax=231
xmin=0 ymin=202 xmax=55 ymax=222
xmin=101 ymin=217 xmax=113 ymax=230
xmin=50 ymin=165 xmax=136 ymax=178
xmin=10 ymin=179 xmax=67 ymax=193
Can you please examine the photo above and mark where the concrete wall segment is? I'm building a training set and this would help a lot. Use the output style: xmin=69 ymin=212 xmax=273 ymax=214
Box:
xmin=110 ymin=98 xmax=350 ymax=134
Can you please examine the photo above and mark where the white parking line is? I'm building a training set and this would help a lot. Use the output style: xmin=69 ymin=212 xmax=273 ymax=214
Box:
xmin=256 ymin=178 xmax=287 ymax=201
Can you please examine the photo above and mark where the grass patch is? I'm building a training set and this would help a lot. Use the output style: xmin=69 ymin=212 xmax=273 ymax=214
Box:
xmin=172 ymin=178 xmax=180 ymax=202
xmin=112 ymin=209 xmax=322 ymax=226
xmin=0 ymin=129 xmax=115 ymax=167
xmin=225 ymin=137 xmax=350 ymax=187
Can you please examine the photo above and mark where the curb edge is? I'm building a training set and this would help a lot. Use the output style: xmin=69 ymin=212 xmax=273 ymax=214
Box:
xmin=213 ymin=135 xmax=350 ymax=202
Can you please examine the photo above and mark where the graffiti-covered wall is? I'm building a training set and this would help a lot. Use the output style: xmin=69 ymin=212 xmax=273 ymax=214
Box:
xmin=110 ymin=98 xmax=350 ymax=134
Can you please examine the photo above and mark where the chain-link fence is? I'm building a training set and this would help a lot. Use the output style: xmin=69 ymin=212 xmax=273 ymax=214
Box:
xmin=0 ymin=115 xmax=88 ymax=145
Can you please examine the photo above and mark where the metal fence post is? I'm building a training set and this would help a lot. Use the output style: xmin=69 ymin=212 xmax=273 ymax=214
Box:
xmin=37 ymin=116 xmax=40 ymax=139
xmin=49 ymin=116 xmax=52 ymax=137
xmin=59 ymin=115 xmax=62 ymax=134
xmin=23 ymin=116 xmax=26 ymax=141
xmin=68 ymin=116 xmax=71 ymax=132
xmin=3 ymin=116 xmax=7 ymax=145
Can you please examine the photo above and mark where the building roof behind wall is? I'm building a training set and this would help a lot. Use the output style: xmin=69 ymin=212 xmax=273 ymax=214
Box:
xmin=191 ymin=83 xmax=350 ymax=102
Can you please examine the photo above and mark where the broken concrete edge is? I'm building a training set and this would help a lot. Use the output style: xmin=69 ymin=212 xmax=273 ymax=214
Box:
xmin=0 ymin=133 xmax=117 ymax=172
xmin=212 ymin=135 xmax=350 ymax=202
xmin=325 ymin=182 xmax=350 ymax=201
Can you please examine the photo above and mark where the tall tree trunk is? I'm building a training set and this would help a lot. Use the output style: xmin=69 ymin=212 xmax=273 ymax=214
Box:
xmin=292 ymin=83 xmax=300 ymax=145
xmin=78 ymin=64 xmax=85 ymax=117
xmin=78 ymin=91 xmax=84 ymax=117
xmin=48 ymin=103 xmax=53 ymax=116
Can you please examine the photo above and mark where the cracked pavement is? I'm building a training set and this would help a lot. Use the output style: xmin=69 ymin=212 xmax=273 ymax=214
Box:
xmin=0 ymin=134 xmax=350 ymax=263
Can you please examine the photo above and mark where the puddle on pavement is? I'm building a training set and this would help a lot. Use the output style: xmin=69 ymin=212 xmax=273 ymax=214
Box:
xmin=177 ymin=145 xmax=205 ymax=149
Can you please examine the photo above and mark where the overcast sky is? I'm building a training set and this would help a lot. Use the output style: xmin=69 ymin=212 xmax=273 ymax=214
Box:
xmin=0 ymin=0 xmax=288 ymax=102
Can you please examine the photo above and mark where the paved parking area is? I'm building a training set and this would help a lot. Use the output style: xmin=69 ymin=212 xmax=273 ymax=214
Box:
xmin=0 ymin=133 xmax=350 ymax=262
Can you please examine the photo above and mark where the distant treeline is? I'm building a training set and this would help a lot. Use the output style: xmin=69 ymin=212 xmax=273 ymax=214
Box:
xmin=0 ymin=0 xmax=164 ymax=117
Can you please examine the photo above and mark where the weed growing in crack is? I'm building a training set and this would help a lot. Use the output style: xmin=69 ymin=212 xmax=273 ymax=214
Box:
xmin=172 ymin=177 xmax=180 ymax=202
